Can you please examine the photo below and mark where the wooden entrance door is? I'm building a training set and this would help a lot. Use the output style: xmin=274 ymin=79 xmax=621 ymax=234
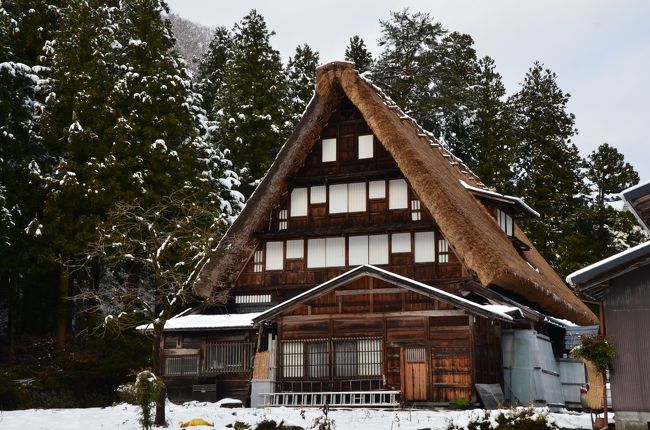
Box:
xmin=403 ymin=346 xmax=428 ymax=401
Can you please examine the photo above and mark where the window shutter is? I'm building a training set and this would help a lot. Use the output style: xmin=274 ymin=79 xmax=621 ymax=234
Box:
xmin=322 ymin=138 xmax=336 ymax=162
xmin=290 ymin=188 xmax=308 ymax=217
xmin=391 ymin=232 xmax=411 ymax=253
xmin=369 ymin=234 xmax=389 ymax=265
xmin=414 ymin=232 xmax=436 ymax=263
xmin=369 ymin=180 xmax=386 ymax=199
xmin=389 ymin=179 xmax=408 ymax=209
xmin=329 ymin=184 xmax=348 ymax=214
xmin=348 ymin=235 xmax=369 ymax=266
xmin=347 ymin=182 xmax=366 ymax=212
xmin=358 ymin=134 xmax=374 ymax=159
xmin=307 ymin=238 xmax=326 ymax=268
xmin=326 ymin=237 xmax=346 ymax=267
xmin=265 ymin=241 xmax=284 ymax=270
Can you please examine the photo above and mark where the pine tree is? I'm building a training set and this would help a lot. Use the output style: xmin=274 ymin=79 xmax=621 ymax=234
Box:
xmin=469 ymin=56 xmax=517 ymax=192
xmin=344 ymin=35 xmax=373 ymax=73
xmin=215 ymin=10 xmax=287 ymax=195
xmin=372 ymin=8 xmax=445 ymax=130
xmin=195 ymin=26 xmax=231 ymax=114
xmin=586 ymin=143 xmax=639 ymax=205
xmin=286 ymin=44 xmax=319 ymax=127
xmin=562 ymin=143 xmax=646 ymax=275
xmin=430 ymin=31 xmax=480 ymax=163
xmin=510 ymin=62 xmax=585 ymax=271
xmin=0 ymin=0 xmax=62 ymax=348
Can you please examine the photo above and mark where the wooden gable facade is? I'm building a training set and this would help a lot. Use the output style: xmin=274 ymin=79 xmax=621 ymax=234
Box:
xmin=161 ymin=61 xmax=597 ymax=406
xmin=235 ymin=97 xmax=467 ymax=305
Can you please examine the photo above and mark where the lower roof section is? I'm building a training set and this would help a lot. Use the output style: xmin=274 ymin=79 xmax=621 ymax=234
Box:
xmin=253 ymin=265 xmax=526 ymax=324
xmin=138 ymin=312 xmax=262 ymax=332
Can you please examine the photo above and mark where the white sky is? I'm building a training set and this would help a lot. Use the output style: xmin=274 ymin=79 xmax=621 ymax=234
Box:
xmin=167 ymin=0 xmax=650 ymax=183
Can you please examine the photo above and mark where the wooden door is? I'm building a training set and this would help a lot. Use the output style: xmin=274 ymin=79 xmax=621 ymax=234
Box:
xmin=403 ymin=346 xmax=428 ymax=401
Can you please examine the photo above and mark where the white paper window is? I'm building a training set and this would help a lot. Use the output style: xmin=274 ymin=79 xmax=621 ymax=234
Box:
xmin=235 ymin=294 xmax=272 ymax=304
xmin=348 ymin=182 xmax=366 ymax=212
xmin=286 ymin=239 xmax=304 ymax=259
xmin=438 ymin=239 xmax=449 ymax=263
xmin=391 ymin=233 xmax=411 ymax=253
xmin=389 ymin=179 xmax=408 ymax=209
xmin=411 ymin=199 xmax=421 ymax=221
xmin=358 ymin=134 xmax=374 ymax=159
xmin=348 ymin=235 xmax=369 ymax=266
xmin=369 ymin=234 xmax=389 ymax=265
xmin=307 ymin=238 xmax=326 ymax=268
xmin=414 ymin=232 xmax=436 ymax=263
xmin=310 ymin=185 xmax=326 ymax=204
xmin=266 ymin=241 xmax=284 ymax=270
xmin=369 ymin=180 xmax=386 ymax=199
xmin=322 ymin=138 xmax=336 ymax=162
xmin=329 ymin=184 xmax=348 ymax=214
xmin=496 ymin=209 xmax=514 ymax=236
xmin=290 ymin=188 xmax=308 ymax=217
xmin=326 ymin=237 xmax=346 ymax=267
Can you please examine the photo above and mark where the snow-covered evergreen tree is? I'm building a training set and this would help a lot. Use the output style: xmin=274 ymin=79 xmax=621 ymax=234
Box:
xmin=214 ymin=10 xmax=287 ymax=196
xmin=285 ymin=44 xmax=319 ymax=127
xmin=195 ymin=26 xmax=231 ymax=114
xmin=344 ymin=35 xmax=373 ymax=73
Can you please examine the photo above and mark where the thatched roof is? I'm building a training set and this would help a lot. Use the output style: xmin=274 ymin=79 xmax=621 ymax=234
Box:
xmin=195 ymin=61 xmax=597 ymax=326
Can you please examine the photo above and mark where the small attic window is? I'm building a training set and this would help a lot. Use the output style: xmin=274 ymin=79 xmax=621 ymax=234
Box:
xmin=496 ymin=208 xmax=514 ymax=236
xmin=322 ymin=138 xmax=336 ymax=162
xmin=358 ymin=134 xmax=374 ymax=159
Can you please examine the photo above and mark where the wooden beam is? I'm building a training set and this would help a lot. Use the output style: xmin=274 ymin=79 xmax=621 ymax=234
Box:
xmin=282 ymin=309 xmax=466 ymax=322
xmin=254 ymin=220 xmax=433 ymax=239
xmin=335 ymin=287 xmax=402 ymax=296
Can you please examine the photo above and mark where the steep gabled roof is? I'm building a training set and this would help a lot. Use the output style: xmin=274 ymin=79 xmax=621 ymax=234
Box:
xmin=253 ymin=265 xmax=522 ymax=323
xmin=195 ymin=61 xmax=597 ymax=326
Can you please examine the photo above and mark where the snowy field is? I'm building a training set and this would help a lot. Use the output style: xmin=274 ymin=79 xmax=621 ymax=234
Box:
xmin=0 ymin=401 xmax=598 ymax=430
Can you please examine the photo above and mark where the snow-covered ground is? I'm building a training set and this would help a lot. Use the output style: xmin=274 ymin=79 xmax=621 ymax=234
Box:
xmin=0 ymin=402 xmax=598 ymax=430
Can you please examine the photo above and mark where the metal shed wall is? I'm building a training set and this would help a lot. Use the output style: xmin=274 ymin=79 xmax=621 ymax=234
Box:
xmin=606 ymin=263 xmax=650 ymax=412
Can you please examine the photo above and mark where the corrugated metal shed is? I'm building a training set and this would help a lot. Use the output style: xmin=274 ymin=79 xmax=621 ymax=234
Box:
xmin=502 ymin=330 xmax=564 ymax=409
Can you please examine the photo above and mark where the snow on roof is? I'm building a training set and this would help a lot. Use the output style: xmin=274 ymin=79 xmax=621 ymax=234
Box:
xmin=566 ymin=240 xmax=650 ymax=286
xmin=255 ymin=265 xmax=520 ymax=322
xmin=460 ymin=180 xmax=540 ymax=217
xmin=620 ymin=179 xmax=650 ymax=232
xmin=138 ymin=312 xmax=262 ymax=332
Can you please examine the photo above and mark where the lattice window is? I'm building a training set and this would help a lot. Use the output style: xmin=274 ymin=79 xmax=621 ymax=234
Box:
xmin=253 ymin=250 xmax=263 ymax=273
xmin=279 ymin=209 xmax=288 ymax=230
xmin=206 ymin=342 xmax=255 ymax=373
xmin=411 ymin=199 xmax=421 ymax=221
xmin=438 ymin=239 xmax=450 ymax=263
xmin=235 ymin=294 xmax=272 ymax=304
xmin=165 ymin=355 xmax=198 ymax=376
xmin=281 ymin=338 xmax=381 ymax=380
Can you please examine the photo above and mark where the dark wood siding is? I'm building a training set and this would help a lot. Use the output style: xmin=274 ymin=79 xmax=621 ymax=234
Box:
xmin=606 ymin=264 xmax=650 ymax=412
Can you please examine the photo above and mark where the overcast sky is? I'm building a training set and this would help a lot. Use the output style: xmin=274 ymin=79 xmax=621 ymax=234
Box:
xmin=167 ymin=0 xmax=649 ymax=183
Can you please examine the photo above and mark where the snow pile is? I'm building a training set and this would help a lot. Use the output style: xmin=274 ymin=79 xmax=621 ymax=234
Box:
xmin=0 ymin=403 xmax=600 ymax=430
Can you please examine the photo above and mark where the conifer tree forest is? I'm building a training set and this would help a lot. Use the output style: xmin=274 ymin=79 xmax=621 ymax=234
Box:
xmin=0 ymin=2 xmax=644 ymax=407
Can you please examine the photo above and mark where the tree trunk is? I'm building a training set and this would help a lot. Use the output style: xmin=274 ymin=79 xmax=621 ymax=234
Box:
xmin=57 ymin=266 xmax=69 ymax=350
xmin=152 ymin=327 xmax=166 ymax=427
